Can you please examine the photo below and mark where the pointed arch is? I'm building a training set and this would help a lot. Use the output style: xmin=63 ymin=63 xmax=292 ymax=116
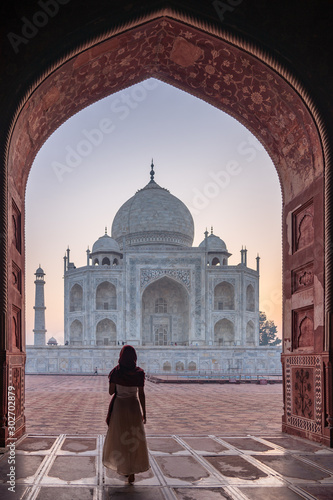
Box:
xmin=70 ymin=320 xmax=83 ymax=346
xmin=214 ymin=281 xmax=235 ymax=310
xmin=141 ymin=276 xmax=189 ymax=346
xmin=70 ymin=284 xmax=83 ymax=312
xmin=96 ymin=282 xmax=117 ymax=310
xmin=246 ymin=320 xmax=255 ymax=346
xmin=214 ymin=318 xmax=235 ymax=346
xmin=96 ymin=318 xmax=116 ymax=346
xmin=1 ymin=9 xmax=330 ymax=446
xmin=246 ymin=284 xmax=255 ymax=312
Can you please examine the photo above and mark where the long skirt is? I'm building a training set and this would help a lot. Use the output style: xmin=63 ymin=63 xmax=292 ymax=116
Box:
xmin=102 ymin=396 xmax=150 ymax=475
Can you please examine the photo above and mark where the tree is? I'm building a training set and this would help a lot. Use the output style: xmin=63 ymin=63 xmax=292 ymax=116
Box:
xmin=259 ymin=311 xmax=281 ymax=346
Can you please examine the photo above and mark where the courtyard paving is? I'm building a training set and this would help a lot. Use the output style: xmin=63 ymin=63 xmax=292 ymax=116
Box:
xmin=0 ymin=375 xmax=332 ymax=499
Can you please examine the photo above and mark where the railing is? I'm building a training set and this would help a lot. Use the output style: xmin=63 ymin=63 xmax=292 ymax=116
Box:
xmin=146 ymin=370 xmax=283 ymax=383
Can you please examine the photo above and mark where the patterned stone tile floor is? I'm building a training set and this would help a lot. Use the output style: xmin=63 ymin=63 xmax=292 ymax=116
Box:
xmin=24 ymin=375 xmax=283 ymax=435
xmin=0 ymin=376 xmax=332 ymax=499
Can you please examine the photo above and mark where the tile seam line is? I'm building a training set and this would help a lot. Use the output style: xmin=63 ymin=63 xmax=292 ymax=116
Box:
xmin=222 ymin=447 xmax=322 ymax=500
xmin=249 ymin=434 xmax=333 ymax=473
xmin=96 ymin=434 xmax=104 ymax=500
xmin=147 ymin=451 xmax=178 ymax=500
xmin=173 ymin=434 xmax=248 ymax=500
xmin=23 ymin=434 xmax=66 ymax=500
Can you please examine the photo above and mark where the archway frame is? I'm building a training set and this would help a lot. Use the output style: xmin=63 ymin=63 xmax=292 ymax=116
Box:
xmin=141 ymin=274 xmax=190 ymax=346
xmin=1 ymin=9 xmax=332 ymax=447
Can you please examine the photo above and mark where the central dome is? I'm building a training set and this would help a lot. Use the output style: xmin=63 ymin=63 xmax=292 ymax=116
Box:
xmin=111 ymin=163 xmax=194 ymax=248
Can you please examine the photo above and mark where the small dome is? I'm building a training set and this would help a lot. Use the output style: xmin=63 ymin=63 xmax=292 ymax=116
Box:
xmin=47 ymin=336 xmax=58 ymax=345
xmin=199 ymin=233 xmax=227 ymax=252
xmin=35 ymin=266 xmax=45 ymax=274
xmin=92 ymin=234 xmax=121 ymax=254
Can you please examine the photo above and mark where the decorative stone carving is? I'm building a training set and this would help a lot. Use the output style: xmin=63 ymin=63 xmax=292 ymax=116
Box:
xmin=94 ymin=313 xmax=118 ymax=323
xmin=12 ymin=200 xmax=21 ymax=253
xmin=12 ymin=262 xmax=22 ymax=293
xmin=12 ymin=306 xmax=21 ymax=350
xmin=285 ymin=355 xmax=322 ymax=434
xmin=292 ymin=263 xmax=314 ymax=293
xmin=293 ymin=201 xmax=314 ymax=252
xmin=293 ymin=367 xmax=314 ymax=419
xmin=292 ymin=307 xmax=314 ymax=350
xmin=95 ymin=277 xmax=118 ymax=286
xmin=70 ymin=280 xmax=84 ymax=288
xmin=141 ymin=268 xmax=191 ymax=291
xmin=214 ymin=277 xmax=235 ymax=286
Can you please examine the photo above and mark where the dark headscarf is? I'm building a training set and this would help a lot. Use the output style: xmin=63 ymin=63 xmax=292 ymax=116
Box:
xmin=108 ymin=345 xmax=145 ymax=387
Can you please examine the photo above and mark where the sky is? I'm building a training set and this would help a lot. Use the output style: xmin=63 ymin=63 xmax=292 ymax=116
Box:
xmin=25 ymin=78 xmax=282 ymax=345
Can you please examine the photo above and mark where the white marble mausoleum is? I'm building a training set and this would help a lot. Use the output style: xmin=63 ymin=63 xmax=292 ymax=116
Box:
xmin=26 ymin=163 xmax=281 ymax=375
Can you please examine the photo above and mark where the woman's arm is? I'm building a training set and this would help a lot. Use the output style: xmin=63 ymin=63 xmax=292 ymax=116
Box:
xmin=138 ymin=387 xmax=146 ymax=424
xmin=109 ymin=382 xmax=116 ymax=395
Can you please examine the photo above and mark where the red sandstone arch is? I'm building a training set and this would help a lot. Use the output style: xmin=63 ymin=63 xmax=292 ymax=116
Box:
xmin=2 ymin=12 xmax=332 ymax=446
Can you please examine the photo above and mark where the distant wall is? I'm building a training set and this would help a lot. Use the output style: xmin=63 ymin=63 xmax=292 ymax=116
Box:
xmin=25 ymin=346 xmax=282 ymax=375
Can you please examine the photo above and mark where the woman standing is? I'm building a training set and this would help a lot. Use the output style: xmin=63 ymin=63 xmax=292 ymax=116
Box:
xmin=102 ymin=345 xmax=150 ymax=483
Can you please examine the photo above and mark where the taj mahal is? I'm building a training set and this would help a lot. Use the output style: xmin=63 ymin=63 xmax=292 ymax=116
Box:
xmin=26 ymin=162 xmax=281 ymax=375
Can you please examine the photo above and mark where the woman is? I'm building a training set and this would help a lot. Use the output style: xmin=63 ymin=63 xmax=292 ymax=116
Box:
xmin=102 ymin=345 xmax=150 ymax=484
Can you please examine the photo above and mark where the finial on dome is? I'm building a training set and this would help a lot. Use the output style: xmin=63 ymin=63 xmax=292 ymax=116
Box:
xmin=211 ymin=226 xmax=213 ymax=235
xmin=204 ymin=228 xmax=209 ymax=238
xmin=105 ymin=226 xmax=107 ymax=235
xmin=150 ymin=159 xmax=155 ymax=183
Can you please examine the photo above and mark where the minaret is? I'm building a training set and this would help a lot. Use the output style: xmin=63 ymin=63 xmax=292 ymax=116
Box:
xmin=33 ymin=266 xmax=46 ymax=346
xmin=240 ymin=246 xmax=248 ymax=266
xmin=256 ymin=253 xmax=260 ymax=274
xmin=240 ymin=246 xmax=244 ymax=264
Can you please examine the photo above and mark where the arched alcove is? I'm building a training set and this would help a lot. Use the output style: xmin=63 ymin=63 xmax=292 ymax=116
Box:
xmin=214 ymin=282 xmax=235 ymax=310
xmin=163 ymin=361 xmax=172 ymax=371
xmin=70 ymin=319 xmax=83 ymax=346
xmin=96 ymin=318 xmax=116 ymax=346
xmin=141 ymin=276 xmax=189 ymax=345
xmin=246 ymin=285 xmax=255 ymax=312
xmin=69 ymin=284 xmax=83 ymax=312
xmin=214 ymin=318 xmax=235 ymax=346
xmin=96 ymin=282 xmax=117 ymax=310
xmin=246 ymin=320 xmax=255 ymax=346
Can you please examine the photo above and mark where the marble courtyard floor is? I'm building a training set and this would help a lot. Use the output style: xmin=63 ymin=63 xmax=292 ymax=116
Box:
xmin=1 ymin=375 xmax=333 ymax=499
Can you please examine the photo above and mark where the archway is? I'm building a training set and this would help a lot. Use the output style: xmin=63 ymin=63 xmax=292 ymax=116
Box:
xmin=141 ymin=276 xmax=189 ymax=346
xmin=214 ymin=318 xmax=235 ymax=346
xmin=69 ymin=284 xmax=83 ymax=312
xmin=96 ymin=318 xmax=116 ymax=346
xmin=246 ymin=320 xmax=255 ymax=346
xmin=69 ymin=319 xmax=83 ymax=346
xmin=96 ymin=282 xmax=117 ymax=310
xmin=246 ymin=284 xmax=255 ymax=312
xmin=1 ymin=12 xmax=330 ymax=446
xmin=214 ymin=281 xmax=235 ymax=310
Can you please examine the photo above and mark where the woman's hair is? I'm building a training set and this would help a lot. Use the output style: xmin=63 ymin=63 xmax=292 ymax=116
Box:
xmin=118 ymin=345 xmax=137 ymax=371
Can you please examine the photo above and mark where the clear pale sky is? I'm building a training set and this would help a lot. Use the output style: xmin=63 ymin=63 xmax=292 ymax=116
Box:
xmin=25 ymin=78 xmax=282 ymax=345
